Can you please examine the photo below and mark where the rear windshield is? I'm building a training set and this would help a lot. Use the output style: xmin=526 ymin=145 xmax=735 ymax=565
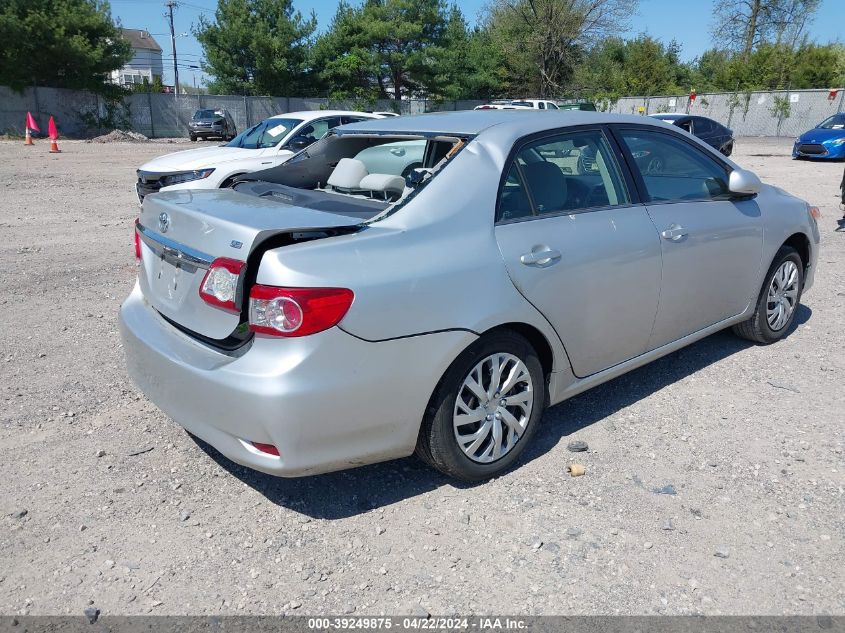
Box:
xmin=193 ymin=110 xmax=221 ymax=120
xmin=226 ymin=118 xmax=303 ymax=149
xmin=818 ymin=114 xmax=845 ymax=129
xmin=511 ymin=101 xmax=532 ymax=107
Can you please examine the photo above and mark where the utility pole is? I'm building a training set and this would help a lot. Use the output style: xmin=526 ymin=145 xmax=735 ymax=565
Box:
xmin=166 ymin=0 xmax=179 ymax=96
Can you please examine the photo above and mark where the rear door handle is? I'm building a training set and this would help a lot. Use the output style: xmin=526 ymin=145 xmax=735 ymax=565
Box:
xmin=660 ymin=224 xmax=688 ymax=241
xmin=520 ymin=247 xmax=562 ymax=267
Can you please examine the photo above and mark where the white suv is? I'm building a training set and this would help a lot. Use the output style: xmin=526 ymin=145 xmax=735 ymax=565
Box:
xmin=136 ymin=110 xmax=382 ymax=202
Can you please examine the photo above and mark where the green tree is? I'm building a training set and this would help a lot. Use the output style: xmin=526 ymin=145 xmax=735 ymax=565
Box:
xmin=195 ymin=0 xmax=316 ymax=95
xmin=428 ymin=6 xmax=505 ymax=100
xmin=485 ymin=0 xmax=636 ymax=97
xmin=572 ymin=36 xmax=692 ymax=100
xmin=312 ymin=0 xmax=461 ymax=100
xmin=0 ymin=0 xmax=130 ymax=94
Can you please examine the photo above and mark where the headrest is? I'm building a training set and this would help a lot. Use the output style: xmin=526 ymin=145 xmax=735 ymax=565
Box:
xmin=327 ymin=158 xmax=369 ymax=190
xmin=359 ymin=173 xmax=406 ymax=196
xmin=521 ymin=161 xmax=567 ymax=213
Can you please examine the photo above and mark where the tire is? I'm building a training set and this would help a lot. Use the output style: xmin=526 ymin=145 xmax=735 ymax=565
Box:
xmin=732 ymin=246 xmax=804 ymax=344
xmin=415 ymin=330 xmax=545 ymax=481
xmin=189 ymin=134 xmax=197 ymax=142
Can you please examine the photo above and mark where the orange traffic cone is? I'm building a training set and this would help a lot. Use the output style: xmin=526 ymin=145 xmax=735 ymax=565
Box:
xmin=25 ymin=111 xmax=39 ymax=145
xmin=48 ymin=116 xmax=61 ymax=153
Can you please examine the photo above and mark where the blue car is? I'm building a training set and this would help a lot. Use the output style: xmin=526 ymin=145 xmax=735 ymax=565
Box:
xmin=793 ymin=113 xmax=845 ymax=160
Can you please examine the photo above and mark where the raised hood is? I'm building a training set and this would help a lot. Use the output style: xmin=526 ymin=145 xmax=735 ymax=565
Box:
xmin=136 ymin=189 xmax=363 ymax=340
xmin=138 ymin=145 xmax=256 ymax=173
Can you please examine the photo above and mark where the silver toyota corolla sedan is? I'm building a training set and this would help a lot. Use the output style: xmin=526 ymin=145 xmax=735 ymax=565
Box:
xmin=120 ymin=110 xmax=820 ymax=481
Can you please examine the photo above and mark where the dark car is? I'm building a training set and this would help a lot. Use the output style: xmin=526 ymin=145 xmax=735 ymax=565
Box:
xmin=189 ymin=109 xmax=237 ymax=142
xmin=649 ymin=113 xmax=734 ymax=156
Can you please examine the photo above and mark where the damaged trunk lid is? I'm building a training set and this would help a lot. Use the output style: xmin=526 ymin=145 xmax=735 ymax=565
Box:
xmin=137 ymin=189 xmax=364 ymax=340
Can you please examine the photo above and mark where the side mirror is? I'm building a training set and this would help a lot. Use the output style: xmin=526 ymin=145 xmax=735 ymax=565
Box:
xmin=728 ymin=168 xmax=761 ymax=196
xmin=287 ymin=136 xmax=312 ymax=152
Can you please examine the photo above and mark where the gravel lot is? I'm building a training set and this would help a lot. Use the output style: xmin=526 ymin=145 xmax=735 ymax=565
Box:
xmin=0 ymin=136 xmax=843 ymax=617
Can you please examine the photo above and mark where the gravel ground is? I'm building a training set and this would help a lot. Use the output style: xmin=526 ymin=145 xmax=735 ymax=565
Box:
xmin=0 ymin=137 xmax=843 ymax=617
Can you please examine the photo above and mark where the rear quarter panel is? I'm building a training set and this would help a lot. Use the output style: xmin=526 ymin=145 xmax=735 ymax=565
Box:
xmin=254 ymin=136 xmax=572 ymax=377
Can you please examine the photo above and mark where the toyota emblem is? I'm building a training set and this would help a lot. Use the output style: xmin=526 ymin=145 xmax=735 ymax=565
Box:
xmin=158 ymin=212 xmax=170 ymax=233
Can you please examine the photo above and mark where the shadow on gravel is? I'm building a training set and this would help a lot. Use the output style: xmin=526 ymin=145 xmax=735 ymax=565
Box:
xmin=196 ymin=305 xmax=811 ymax=520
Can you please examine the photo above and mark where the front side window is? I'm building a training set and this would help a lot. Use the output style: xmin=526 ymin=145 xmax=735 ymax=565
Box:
xmin=226 ymin=118 xmax=303 ymax=149
xmin=619 ymin=129 xmax=730 ymax=202
xmin=547 ymin=102 xmax=559 ymax=110
xmin=497 ymin=129 xmax=629 ymax=221
xmin=298 ymin=117 xmax=342 ymax=143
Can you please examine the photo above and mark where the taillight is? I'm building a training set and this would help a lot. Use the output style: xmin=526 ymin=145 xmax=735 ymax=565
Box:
xmin=249 ymin=286 xmax=354 ymax=337
xmin=134 ymin=219 xmax=142 ymax=261
xmin=199 ymin=258 xmax=245 ymax=313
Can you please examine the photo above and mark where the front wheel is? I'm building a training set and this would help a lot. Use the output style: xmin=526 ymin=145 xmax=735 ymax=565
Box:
xmin=733 ymin=246 xmax=804 ymax=343
xmin=415 ymin=330 xmax=545 ymax=481
xmin=189 ymin=134 xmax=197 ymax=142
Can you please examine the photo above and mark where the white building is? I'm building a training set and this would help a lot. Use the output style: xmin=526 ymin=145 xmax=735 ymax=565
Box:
xmin=112 ymin=29 xmax=164 ymax=88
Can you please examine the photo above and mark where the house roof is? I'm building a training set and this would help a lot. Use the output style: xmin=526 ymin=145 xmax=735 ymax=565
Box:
xmin=121 ymin=28 xmax=162 ymax=53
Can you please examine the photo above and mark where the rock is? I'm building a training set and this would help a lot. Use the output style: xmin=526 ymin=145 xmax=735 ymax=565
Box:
xmin=96 ymin=450 xmax=106 ymax=458
xmin=249 ymin=569 xmax=260 ymax=579
xmin=714 ymin=546 xmax=730 ymax=559
xmin=104 ymin=559 xmax=115 ymax=569
xmin=610 ymin=528 xmax=619 ymax=535
xmin=10 ymin=509 xmax=27 ymax=519
xmin=543 ymin=542 xmax=561 ymax=554
xmin=567 ymin=440 xmax=589 ymax=452
xmin=83 ymin=607 xmax=99 ymax=624
xmin=413 ymin=606 xmax=430 ymax=618
xmin=566 ymin=527 xmax=582 ymax=539
xmin=290 ymin=601 xmax=302 ymax=609
xmin=643 ymin=541 xmax=653 ymax=550
xmin=180 ymin=512 xmax=190 ymax=522
xmin=457 ymin=509 xmax=470 ymax=524
xmin=688 ymin=578 xmax=699 ymax=590
xmin=662 ymin=519 xmax=675 ymax=531
xmin=376 ymin=525 xmax=386 ymax=536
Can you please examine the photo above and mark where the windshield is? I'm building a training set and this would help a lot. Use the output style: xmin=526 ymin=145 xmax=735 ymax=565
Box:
xmin=817 ymin=115 xmax=845 ymax=130
xmin=226 ymin=118 xmax=303 ymax=149
xmin=193 ymin=109 xmax=221 ymax=120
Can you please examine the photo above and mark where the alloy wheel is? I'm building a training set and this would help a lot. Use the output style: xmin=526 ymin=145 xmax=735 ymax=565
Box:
xmin=766 ymin=260 xmax=799 ymax=331
xmin=452 ymin=353 xmax=534 ymax=463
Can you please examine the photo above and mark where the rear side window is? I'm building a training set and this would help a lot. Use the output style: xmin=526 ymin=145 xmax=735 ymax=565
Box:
xmin=693 ymin=118 xmax=714 ymax=135
xmin=497 ymin=129 xmax=629 ymax=222
xmin=619 ymin=130 xmax=730 ymax=202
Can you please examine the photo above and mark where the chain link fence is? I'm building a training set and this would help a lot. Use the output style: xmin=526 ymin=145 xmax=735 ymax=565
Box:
xmin=2 ymin=85 xmax=842 ymax=139
xmin=0 ymin=85 xmax=486 ymax=138
xmin=610 ymin=89 xmax=845 ymax=137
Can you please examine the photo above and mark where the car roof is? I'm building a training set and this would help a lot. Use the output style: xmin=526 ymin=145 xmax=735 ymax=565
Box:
xmin=649 ymin=113 xmax=688 ymax=120
xmin=266 ymin=110 xmax=380 ymax=123
xmin=334 ymin=109 xmax=674 ymax=138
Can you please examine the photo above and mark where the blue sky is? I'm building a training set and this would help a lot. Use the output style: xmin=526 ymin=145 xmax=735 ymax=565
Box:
xmin=108 ymin=0 xmax=845 ymax=89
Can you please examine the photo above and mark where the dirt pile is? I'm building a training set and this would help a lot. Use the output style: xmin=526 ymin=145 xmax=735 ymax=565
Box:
xmin=88 ymin=129 xmax=149 ymax=143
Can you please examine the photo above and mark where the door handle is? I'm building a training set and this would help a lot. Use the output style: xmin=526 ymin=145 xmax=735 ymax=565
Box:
xmin=520 ymin=247 xmax=562 ymax=267
xmin=660 ymin=224 xmax=688 ymax=241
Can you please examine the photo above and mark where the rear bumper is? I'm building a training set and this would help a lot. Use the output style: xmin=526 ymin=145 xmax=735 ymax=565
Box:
xmin=119 ymin=283 xmax=476 ymax=477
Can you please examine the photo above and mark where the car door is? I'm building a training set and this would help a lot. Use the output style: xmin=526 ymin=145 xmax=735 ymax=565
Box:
xmin=615 ymin=127 xmax=763 ymax=350
xmin=495 ymin=128 xmax=663 ymax=378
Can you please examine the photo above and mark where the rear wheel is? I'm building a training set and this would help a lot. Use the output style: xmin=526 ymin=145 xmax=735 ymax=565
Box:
xmin=415 ymin=330 xmax=545 ymax=481
xmin=733 ymin=246 xmax=803 ymax=344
